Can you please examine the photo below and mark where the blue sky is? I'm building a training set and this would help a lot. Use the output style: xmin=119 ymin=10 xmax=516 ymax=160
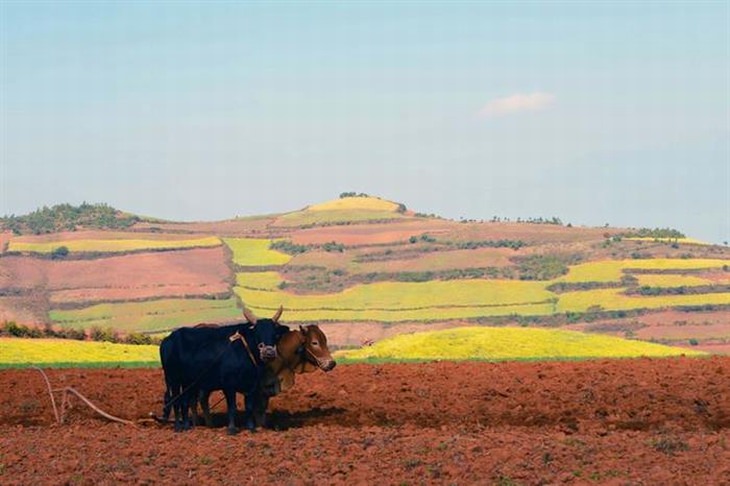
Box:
xmin=1 ymin=1 xmax=728 ymax=242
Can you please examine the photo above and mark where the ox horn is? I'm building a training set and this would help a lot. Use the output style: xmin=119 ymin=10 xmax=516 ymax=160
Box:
xmin=272 ymin=305 xmax=284 ymax=323
xmin=243 ymin=307 xmax=258 ymax=325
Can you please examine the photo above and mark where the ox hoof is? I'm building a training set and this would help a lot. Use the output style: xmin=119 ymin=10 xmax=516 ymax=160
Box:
xmin=227 ymin=427 xmax=239 ymax=436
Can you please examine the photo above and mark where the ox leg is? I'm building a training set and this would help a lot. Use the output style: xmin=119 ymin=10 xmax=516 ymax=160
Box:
xmin=173 ymin=400 xmax=184 ymax=432
xmin=188 ymin=395 xmax=198 ymax=428
xmin=179 ymin=391 xmax=191 ymax=431
xmin=245 ymin=393 xmax=269 ymax=430
xmin=162 ymin=387 xmax=172 ymax=423
xmin=199 ymin=390 xmax=214 ymax=427
xmin=168 ymin=384 xmax=185 ymax=432
xmin=224 ymin=389 xmax=239 ymax=435
xmin=256 ymin=395 xmax=270 ymax=429
xmin=244 ymin=393 xmax=256 ymax=431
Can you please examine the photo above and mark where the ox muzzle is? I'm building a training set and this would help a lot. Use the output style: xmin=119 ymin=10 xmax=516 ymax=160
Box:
xmin=313 ymin=356 xmax=335 ymax=372
xmin=258 ymin=343 xmax=278 ymax=362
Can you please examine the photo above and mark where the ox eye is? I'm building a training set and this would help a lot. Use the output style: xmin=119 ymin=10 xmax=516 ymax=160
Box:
xmin=312 ymin=341 xmax=319 ymax=346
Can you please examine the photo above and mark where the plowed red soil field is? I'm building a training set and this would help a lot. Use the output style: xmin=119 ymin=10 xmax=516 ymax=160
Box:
xmin=1 ymin=358 xmax=729 ymax=485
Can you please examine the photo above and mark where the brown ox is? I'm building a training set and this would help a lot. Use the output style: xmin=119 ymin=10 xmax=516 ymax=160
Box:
xmin=197 ymin=323 xmax=336 ymax=428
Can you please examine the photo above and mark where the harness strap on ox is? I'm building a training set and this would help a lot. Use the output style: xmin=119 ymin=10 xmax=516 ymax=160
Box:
xmin=229 ymin=331 xmax=258 ymax=365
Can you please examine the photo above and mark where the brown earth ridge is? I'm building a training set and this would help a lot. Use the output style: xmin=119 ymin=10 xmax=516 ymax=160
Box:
xmin=1 ymin=357 xmax=729 ymax=485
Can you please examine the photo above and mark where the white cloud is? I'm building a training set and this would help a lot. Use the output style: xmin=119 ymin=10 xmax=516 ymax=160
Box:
xmin=478 ymin=92 xmax=556 ymax=117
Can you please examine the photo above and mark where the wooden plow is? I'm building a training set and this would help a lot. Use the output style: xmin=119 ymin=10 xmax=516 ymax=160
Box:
xmin=33 ymin=366 xmax=139 ymax=428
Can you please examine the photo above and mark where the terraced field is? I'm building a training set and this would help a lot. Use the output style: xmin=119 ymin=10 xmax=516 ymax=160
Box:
xmin=236 ymin=276 xmax=555 ymax=322
xmin=558 ymin=258 xmax=729 ymax=283
xmin=8 ymin=235 xmax=221 ymax=253
xmin=235 ymin=256 xmax=729 ymax=324
xmin=1 ymin=196 xmax=728 ymax=351
xmin=633 ymin=273 xmax=719 ymax=287
xmin=556 ymin=288 xmax=730 ymax=313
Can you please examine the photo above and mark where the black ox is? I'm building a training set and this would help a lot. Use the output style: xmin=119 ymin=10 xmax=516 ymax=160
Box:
xmin=160 ymin=307 xmax=285 ymax=434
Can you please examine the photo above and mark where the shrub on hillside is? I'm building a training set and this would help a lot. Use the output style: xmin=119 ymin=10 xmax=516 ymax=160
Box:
xmin=89 ymin=326 xmax=120 ymax=343
xmin=1 ymin=321 xmax=41 ymax=338
xmin=625 ymin=227 xmax=686 ymax=239
xmin=270 ymin=240 xmax=309 ymax=255
xmin=50 ymin=246 xmax=69 ymax=260
xmin=513 ymin=253 xmax=581 ymax=280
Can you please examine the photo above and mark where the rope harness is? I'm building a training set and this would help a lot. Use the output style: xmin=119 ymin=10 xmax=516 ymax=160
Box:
xmin=229 ymin=330 xmax=259 ymax=366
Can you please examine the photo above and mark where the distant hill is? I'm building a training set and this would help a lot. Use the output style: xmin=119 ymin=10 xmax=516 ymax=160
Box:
xmin=0 ymin=194 xmax=728 ymax=355
xmin=0 ymin=203 xmax=143 ymax=235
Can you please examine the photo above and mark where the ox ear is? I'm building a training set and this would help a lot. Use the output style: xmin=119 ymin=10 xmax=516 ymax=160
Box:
xmin=243 ymin=307 xmax=258 ymax=325
xmin=272 ymin=305 xmax=284 ymax=324
xmin=299 ymin=325 xmax=306 ymax=334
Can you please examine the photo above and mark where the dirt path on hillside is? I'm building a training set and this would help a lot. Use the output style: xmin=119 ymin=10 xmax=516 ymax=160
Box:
xmin=1 ymin=358 xmax=729 ymax=485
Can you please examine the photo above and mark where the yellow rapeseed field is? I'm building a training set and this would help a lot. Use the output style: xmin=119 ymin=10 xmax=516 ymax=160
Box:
xmin=0 ymin=338 xmax=159 ymax=367
xmin=8 ymin=236 xmax=221 ymax=253
xmin=336 ymin=326 xmax=705 ymax=362
xmin=558 ymin=259 xmax=729 ymax=283
xmin=224 ymin=238 xmax=292 ymax=266
xmin=307 ymin=196 xmax=400 ymax=212
xmin=634 ymin=274 xmax=716 ymax=287
xmin=274 ymin=209 xmax=407 ymax=227
xmin=556 ymin=288 xmax=730 ymax=313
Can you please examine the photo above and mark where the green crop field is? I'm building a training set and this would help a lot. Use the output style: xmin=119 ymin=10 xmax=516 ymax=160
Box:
xmin=336 ymin=326 xmax=706 ymax=362
xmin=49 ymin=297 xmax=243 ymax=332
xmin=224 ymin=238 xmax=292 ymax=266
xmin=7 ymin=236 xmax=221 ymax=253
xmin=236 ymin=271 xmax=284 ymax=291
xmin=0 ymin=338 xmax=159 ymax=368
